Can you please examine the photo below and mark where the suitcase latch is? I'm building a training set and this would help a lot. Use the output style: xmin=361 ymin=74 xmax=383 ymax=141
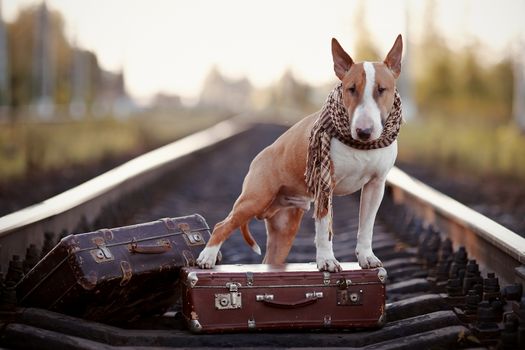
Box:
xmin=215 ymin=282 xmax=242 ymax=310
xmin=179 ymin=223 xmax=205 ymax=246
xmin=337 ymin=289 xmax=363 ymax=306
xmin=90 ymin=237 xmax=114 ymax=263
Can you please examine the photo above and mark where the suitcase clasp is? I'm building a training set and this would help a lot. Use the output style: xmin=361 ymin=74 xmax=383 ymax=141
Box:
xmin=90 ymin=237 xmax=114 ymax=263
xmin=214 ymin=282 xmax=242 ymax=310
xmin=179 ymin=223 xmax=205 ymax=246
xmin=337 ymin=289 xmax=363 ymax=306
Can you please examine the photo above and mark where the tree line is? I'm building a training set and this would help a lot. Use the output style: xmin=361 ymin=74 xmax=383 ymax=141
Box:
xmin=1 ymin=4 xmax=125 ymax=119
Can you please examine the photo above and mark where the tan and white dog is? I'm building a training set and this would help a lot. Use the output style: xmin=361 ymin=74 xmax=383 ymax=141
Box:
xmin=197 ymin=35 xmax=403 ymax=272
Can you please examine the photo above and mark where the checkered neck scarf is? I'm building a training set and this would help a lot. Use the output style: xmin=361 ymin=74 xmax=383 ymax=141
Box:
xmin=304 ymin=83 xmax=403 ymax=220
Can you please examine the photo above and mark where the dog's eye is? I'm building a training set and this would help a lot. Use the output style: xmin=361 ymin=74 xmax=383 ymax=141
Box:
xmin=348 ymin=85 xmax=357 ymax=95
xmin=377 ymin=86 xmax=386 ymax=95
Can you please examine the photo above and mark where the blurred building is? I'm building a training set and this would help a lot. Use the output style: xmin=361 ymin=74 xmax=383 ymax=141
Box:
xmin=93 ymin=69 xmax=135 ymax=118
xmin=152 ymin=93 xmax=182 ymax=111
xmin=199 ymin=67 xmax=253 ymax=113
xmin=271 ymin=69 xmax=315 ymax=113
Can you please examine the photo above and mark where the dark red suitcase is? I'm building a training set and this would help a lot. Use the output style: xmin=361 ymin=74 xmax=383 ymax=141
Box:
xmin=180 ymin=263 xmax=386 ymax=333
xmin=16 ymin=214 xmax=215 ymax=323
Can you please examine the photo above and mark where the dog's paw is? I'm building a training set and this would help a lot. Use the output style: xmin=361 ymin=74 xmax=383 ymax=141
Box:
xmin=355 ymin=247 xmax=382 ymax=269
xmin=316 ymin=255 xmax=342 ymax=272
xmin=196 ymin=246 xmax=220 ymax=269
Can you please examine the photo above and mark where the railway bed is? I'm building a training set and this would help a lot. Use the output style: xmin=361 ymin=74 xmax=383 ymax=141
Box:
xmin=1 ymin=121 xmax=525 ymax=349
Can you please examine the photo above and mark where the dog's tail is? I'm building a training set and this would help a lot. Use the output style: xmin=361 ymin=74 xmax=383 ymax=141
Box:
xmin=240 ymin=222 xmax=261 ymax=255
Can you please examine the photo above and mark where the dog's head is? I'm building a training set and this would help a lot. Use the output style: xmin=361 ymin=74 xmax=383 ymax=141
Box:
xmin=331 ymin=35 xmax=403 ymax=142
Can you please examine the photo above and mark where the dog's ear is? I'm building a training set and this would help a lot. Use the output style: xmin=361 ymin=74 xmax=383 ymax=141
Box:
xmin=331 ymin=38 xmax=354 ymax=80
xmin=384 ymin=34 xmax=403 ymax=78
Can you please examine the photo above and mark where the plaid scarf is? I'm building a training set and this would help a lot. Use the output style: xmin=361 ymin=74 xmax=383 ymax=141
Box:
xmin=304 ymin=83 xmax=403 ymax=221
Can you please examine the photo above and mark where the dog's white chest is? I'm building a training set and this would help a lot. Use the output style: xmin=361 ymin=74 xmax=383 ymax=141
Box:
xmin=330 ymin=138 xmax=397 ymax=196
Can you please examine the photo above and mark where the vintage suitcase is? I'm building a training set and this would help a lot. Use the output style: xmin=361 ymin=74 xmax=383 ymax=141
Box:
xmin=17 ymin=214 xmax=216 ymax=323
xmin=181 ymin=262 xmax=386 ymax=333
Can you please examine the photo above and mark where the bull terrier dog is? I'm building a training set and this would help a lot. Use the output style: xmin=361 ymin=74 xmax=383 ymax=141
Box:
xmin=197 ymin=35 xmax=403 ymax=272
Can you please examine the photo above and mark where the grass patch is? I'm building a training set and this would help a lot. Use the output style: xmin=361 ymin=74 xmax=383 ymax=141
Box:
xmin=0 ymin=109 xmax=229 ymax=183
xmin=398 ymin=116 xmax=525 ymax=181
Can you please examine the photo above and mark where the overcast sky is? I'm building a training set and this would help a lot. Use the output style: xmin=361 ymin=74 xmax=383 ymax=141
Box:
xmin=3 ymin=0 xmax=525 ymax=103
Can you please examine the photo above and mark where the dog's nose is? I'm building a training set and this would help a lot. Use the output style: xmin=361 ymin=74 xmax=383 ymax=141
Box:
xmin=356 ymin=128 xmax=372 ymax=141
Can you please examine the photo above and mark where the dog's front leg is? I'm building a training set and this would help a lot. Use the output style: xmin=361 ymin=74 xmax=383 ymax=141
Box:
xmin=355 ymin=177 xmax=385 ymax=268
xmin=315 ymin=215 xmax=342 ymax=272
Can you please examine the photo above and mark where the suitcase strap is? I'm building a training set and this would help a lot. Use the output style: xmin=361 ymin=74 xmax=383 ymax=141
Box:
xmin=256 ymin=292 xmax=323 ymax=309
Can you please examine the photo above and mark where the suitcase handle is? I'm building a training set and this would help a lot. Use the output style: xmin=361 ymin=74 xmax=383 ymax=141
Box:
xmin=129 ymin=239 xmax=171 ymax=254
xmin=259 ymin=295 xmax=321 ymax=309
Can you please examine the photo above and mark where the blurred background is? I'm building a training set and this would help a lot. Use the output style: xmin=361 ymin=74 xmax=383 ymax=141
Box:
xmin=0 ymin=0 xmax=524 ymax=231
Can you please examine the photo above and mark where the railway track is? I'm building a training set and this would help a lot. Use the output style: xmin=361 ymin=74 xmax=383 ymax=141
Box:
xmin=1 ymin=119 xmax=525 ymax=349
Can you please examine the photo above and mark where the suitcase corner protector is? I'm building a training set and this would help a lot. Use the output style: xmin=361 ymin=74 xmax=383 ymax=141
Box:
xmin=189 ymin=319 xmax=203 ymax=333
xmin=377 ymin=267 xmax=387 ymax=283
xmin=378 ymin=310 xmax=387 ymax=327
xmin=187 ymin=271 xmax=198 ymax=287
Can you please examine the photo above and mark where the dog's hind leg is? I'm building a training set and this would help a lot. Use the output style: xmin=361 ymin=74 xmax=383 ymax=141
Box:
xmin=197 ymin=199 xmax=265 ymax=268
xmin=197 ymin=147 xmax=283 ymax=268
xmin=197 ymin=178 xmax=277 ymax=268
xmin=262 ymin=207 xmax=304 ymax=264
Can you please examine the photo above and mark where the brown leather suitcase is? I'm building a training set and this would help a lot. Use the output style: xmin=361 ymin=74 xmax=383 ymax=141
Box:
xmin=180 ymin=263 xmax=386 ymax=333
xmin=16 ymin=214 xmax=215 ymax=324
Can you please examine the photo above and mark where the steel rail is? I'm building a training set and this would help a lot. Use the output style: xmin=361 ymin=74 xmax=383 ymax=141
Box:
xmin=1 ymin=120 xmax=523 ymax=288
xmin=0 ymin=119 xmax=249 ymax=271
xmin=386 ymin=167 xmax=525 ymax=286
